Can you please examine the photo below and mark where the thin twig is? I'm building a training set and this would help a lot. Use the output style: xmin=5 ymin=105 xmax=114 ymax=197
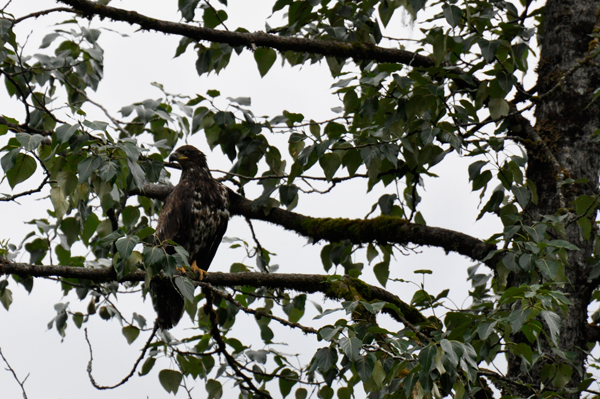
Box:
xmin=84 ymin=323 xmax=158 ymax=390
xmin=244 ymin=217 xmax=267 ymax=271
xmin=172 ymin=348 xmax=220 ymax=357
xmin=12 ymin=7 xmax=73 ymax=24
xmin=1 ymin=0 xmax=13 ymax=12
xmin=203 ymin=0 xmax=228 ymax=31
xmin=204 ymin=287 xmax=272 ymax=398
xmin=236 ymin=360 xmax=323 ymax=386
xmin=202 ymin=282 xmax=318 ymax=335
xmin=0 ymin=346 xmax=29 ymax=399
xmin=0 ymin=175 xmax=49 ymax=202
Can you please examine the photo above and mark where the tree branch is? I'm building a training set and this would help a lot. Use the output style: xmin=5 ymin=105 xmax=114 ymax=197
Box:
xmin=12 ymin=7 xmax=74 ymax=24
xmin=0 ymin=258 xmax=428 ymax=329
xmin=202 ymin=283 xmax=318 ymax=334
xmin=133 ymin=183 xmax=498 ymax=266
xmin=0 ymin=347 xmax=29 ymax=399
xmin=0 ymin=116 xmax=53 ymax=136
xmin=56 ymin=0 xmax=434 ymax=68
xmin=0 ymin=175 xmax=49 ymax=202
xmin=84 ymin=323 xmax=159 ymax=390
xmin=203 ymin=287 xmax=271 ymax=398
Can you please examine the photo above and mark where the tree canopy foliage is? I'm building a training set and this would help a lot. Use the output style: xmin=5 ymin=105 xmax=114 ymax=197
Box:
xmin=1 ymin=0 xmax=600 ymax=398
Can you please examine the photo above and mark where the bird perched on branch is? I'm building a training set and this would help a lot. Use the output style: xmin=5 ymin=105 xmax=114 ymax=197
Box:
xmin=151 ymin=145 xmax=229 ymax=329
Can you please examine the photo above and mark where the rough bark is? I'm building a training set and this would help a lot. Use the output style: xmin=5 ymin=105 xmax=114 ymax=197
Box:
xmin=506 ymin=1 xmax=600 ymax=396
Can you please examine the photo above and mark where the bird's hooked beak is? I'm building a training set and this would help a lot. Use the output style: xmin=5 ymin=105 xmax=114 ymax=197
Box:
xmin=169 ymin=152 xmax=187 ymax=163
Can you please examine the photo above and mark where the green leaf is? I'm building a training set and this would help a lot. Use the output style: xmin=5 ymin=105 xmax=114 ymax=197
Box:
xmin=319 ymin=153 xmax=341 ymax=181
xmin=56 ymin=124 xmax=79 ymax=144
xmin=254 ymin=48 xmax=277 ymax=77
xmin=319 ymin=386 xmax=334 ymax=399
xmin=179 ymin=0 xmax=200 ymax=21
xmin=50 ymin=186 xmax=69 ymax=220
xmin=512 ymin=186 xmax=530 ymax=208
xmin=552 ymin=363 xmax=573 ymax=389
xmin=159 ymin=369 xmax=182 ymax=394
xmin=366 ymin=243 xmax=378 ymax=264
xmin=373 ymin=261 xmax=389 ymax=287
xmin=575 ymin=195 xmax=596 ymax=216
xmin=122 ymin=326 xmax=140 ymax=344
xmin=419 ymin=344 xmax=436 ymax=372
xmin=127 ymin=159 xmax=146 ymax=188
xmin=536 ymin=258 xmax=559 ymax=280
xmin=314 ymin=346 xmax=337 ymax=372
xmin=143 ymin=246 xmax=165 ymax=270
xmin=541 ymin=310 xmax=561 ymax=345
xmin=522 ymin=320 xmax=543 ymax=343
xmin=203 ymin=8 xmax=228 ymax=29
xmin=440 ymin=339 xmax=459 ymax=366
xmin=6 ymin=153 xmax=37 ymax=188
xmin=478 ymin=39 xmax=500 ymax=63
xmin=577 ymin=217 xmax=592 ymax=240
xmin=295 ymin=388 xmax=308 ymax=399
xmin=514 ymin=342 xmax=533 ymax=365
xmin=509 ymin=306 xmax=530 ymax=332
xmin=139 ymin=357 xmax=156 ymax=376
xmin=40 ymin=32 xmax=60 ymax=49
xmin=372 ymin=360 xmax=385 ymax=389
xmin=174 ymin=276 xmax=195 ymax=302
xmin=206 ymin=379 xmax=223 ymax=399
xmin=339 ymin=337 xmax=362 ymax=361
xmin=77 ymin=155 xmax=102 ymax=183
xmin=0 ymin=288 xmax=12 ymax=310
xmin=549 ymin=240 xmax=579 ymax=251
xmin=443 ymin=5 xmax=462 ymax=28
xmin=0 ymin=18 xmax=14 ymax=40
xmin=16 ymin=133 xmax=44 ymax=151
xmin=489 ymin=98 xmax=510 ymax=120
xmin=318 ymin=326 xmax=341 ymax=341
xmin=115 ymin=235 xmax=139 ymax=261
xmin=468 ymin=160 xmax=487 ymax=180
xmin=355 ymin=353 xmax=376 ymax=382
xmin=72 ymin=312 xmax=84 ymax=328
xmin=477 ymin=321 xmax=498 ymax=340
xmin=279 ymin=368 xmax=298 ymax=398
xmin=259 ymin=323 xmax=274 ymax=343
xmin=472 ymin=170 xmax=492 ymax=191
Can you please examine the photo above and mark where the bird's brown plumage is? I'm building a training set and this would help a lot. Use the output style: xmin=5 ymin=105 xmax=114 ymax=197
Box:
xmin=151 ymin=145 xmax=229 ymax=329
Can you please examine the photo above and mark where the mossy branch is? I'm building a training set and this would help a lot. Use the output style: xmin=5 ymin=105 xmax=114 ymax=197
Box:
xmin=0 ymin=257 xmax=427 ymax=329
xmin=56 ymin=0 xmax=433 ymax=67
xmin=134 ymin=183 xmax=498 ymax=267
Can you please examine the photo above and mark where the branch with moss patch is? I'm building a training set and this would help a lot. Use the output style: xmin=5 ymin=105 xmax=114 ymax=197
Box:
xmin=134 ymin=183 xmax=497 ymax=267
xmin=0 ymin=258 xmax=428 ymax=330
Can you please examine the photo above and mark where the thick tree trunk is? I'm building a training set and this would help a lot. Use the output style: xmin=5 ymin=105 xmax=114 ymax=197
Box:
xmin=508 ymin=1 xmax=600 ymax=396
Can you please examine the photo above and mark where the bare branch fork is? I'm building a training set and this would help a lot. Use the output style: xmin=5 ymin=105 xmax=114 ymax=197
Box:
xmin=0 ymin=347 xmax=29 ymax=399
xmin=84 ymin=323 xmax=159 ymax=390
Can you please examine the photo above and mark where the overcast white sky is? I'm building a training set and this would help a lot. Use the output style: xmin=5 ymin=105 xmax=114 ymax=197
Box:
xmin=0 ymin=1 xmax=503 ymax=398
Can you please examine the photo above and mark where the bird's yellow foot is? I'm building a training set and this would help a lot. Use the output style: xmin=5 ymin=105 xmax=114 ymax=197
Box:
xmin=176 ymin=266 xmax=187 ymax=274
xmin=191 ymin=260 xmax=208 ymax=280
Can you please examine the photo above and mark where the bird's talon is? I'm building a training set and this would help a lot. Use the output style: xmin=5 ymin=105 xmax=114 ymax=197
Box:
xmin=191 ymin=261 xmax=208 ymax=280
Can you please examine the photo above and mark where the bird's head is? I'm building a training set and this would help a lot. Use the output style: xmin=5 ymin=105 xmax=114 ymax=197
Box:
xmin=169 ymin=145 xmax=208 ymax=169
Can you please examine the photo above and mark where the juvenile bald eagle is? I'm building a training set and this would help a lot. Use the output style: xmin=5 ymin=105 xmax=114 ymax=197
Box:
xmin=151 ymin=145 xmax=229 ymax=329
